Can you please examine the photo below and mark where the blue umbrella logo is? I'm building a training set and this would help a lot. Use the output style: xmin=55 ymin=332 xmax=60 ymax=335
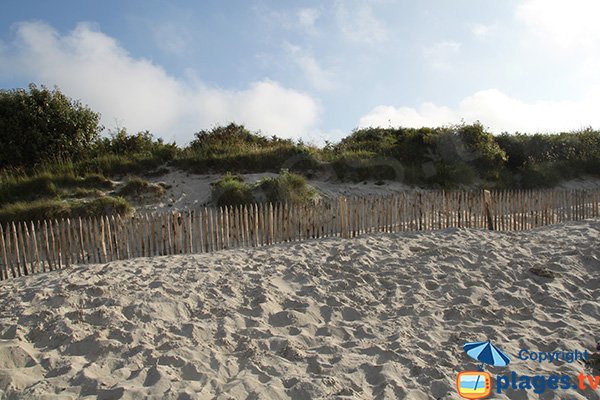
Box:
xmin=464 ymin=340 xmax=511 ymax=370
xmin=459 ymin=341 xmax=510 ymax=398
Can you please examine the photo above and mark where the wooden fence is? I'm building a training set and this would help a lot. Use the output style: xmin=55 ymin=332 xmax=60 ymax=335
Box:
xmin=0 ymin=189 xmax=599 ymax=281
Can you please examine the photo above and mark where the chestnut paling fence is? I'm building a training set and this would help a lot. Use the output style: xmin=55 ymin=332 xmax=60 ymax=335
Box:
xmin=0 ymin=188 xmax=599 ymax=281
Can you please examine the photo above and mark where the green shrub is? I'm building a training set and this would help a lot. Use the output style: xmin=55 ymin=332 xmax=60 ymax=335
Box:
xmin=518 ymin=163 xmax=563 ymax=188
xmin=331 ymin=123 xmax=506 ymax=184
xmin=178 ymin=123 xmax=319 ymax=173
xmin=210 ymin=173 xmax=254 ymax=207
xmin=210 ymin=171 xmax=317 ymax=207
xmin=117 ymin=177 xmax=165 ymax=201
xmin=256 ymin=170 xmax=316 ymax=204
xmin=0 ymin=84 xmax=101 ymax=168
xmin=330 ymin=151 xmax=403 ymax=182
xmin=425 ymin=162 xmax=477 ymax=188
xmin=75 ymin=153 xmax=167 ymax=176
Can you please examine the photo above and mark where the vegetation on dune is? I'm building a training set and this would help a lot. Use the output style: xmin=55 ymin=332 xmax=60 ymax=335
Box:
xmin=210 ymin=170 xmax=316 ymax=207
xmin=256 ymin=170 xmax=316 ymax=204
xmin=1 ymin=84 xmax=600 ymax=223
xmin=0 ymin=196 xmax=131 ymax=224
xmin=331 ymin=124 xmax=506 ymax=187
xmin=175 ymin=123 xmax=320 ymax=174
xmin=210 ymin=173 xmax=255 ymax=207
xmin=0 ymin=84 xmax=101 ymax=168
xmin=0 ymin=170 xmax=129 ymax=223
xmin=0 ymin=172 xmax=113 ymax=206
xmin=495 ymin=130 xmax=600 ymax=188
xmin=117 ymin=177 xmax=166 ymax=202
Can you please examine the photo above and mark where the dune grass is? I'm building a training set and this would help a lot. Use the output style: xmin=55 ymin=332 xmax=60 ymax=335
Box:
xmin=0 ymin=196 xmax=131 ymax=224
xmin=210 ymin=170 xmax=316 ymax=207
xmin=210 ymin=173 xmax=255 ymax=207
xmin=117 ymin=177 xmax=166 ymax=201
xmin=0 ymin=172 xmax=114 ymax=205
xmin=256 ymin=170 xmax=316 ymax=204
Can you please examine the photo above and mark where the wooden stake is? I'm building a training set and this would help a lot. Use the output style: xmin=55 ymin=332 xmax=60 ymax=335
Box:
xmin=30 ymin=221 xmax=41 ymax=273
xmin=0 ymin=224 xmax=8 ymax=280
xmin=17 ymin=222 xmax=29 ymax=275
xmin=483 ymin=190 xmax=494 ymax=230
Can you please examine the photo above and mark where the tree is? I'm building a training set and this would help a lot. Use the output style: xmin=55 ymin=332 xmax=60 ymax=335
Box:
xmin=0 ymin=84 xmax=101 ymax=168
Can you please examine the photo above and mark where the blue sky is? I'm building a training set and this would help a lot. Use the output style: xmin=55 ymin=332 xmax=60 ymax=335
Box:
xmin=1 ymin=0 xmax=600 ymax=144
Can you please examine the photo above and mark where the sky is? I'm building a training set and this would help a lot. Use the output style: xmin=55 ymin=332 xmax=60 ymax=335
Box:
xmin=1 ymin=0 xmax=600 ymax=145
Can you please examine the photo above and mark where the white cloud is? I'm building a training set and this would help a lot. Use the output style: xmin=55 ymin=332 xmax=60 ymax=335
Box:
xmin=516 ymin=0 xmax=600 ymax=50
xmin=358 ymin=103 xmax=459 ymax=129
xmin=516 ymin=0 xmax=600 ymax=88
xmin=470 ymin=23 xmax=497 ymax=39
xmin=284 ymin=43 xmax=334 ymax=91
xmin=358 ymin=88 xmax=600 ymax=133
xmin=335 ymin=1 xmax=388 ymax=44
xmin=297 ymin=8 xmax=320 ymax=32
xmin=195 ymin=80 xmax=320 ymax=137
xmin=422 ymin=41 xmax=461 ymax=70
xmin=1 ymin=21 xmax=320 ymax=143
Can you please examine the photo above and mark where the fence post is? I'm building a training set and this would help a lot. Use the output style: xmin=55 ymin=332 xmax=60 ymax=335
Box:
xmin=11 ymin=222 xmax=22 ymax=276
xmin=30 ymin=221 xmax=41 ymax=273
xmin=340 ymin=197 xmax=349 ymax=238
xmin=0 ymin=224 xmax=7 ymax=280
xmin=483 ymin=190 xmax=494 ymax=231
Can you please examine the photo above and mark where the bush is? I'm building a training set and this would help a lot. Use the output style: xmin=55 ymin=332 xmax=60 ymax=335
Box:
xmin=425 ymin=162 xmax=477 ymax=188
xmin=518 ymin=163 xmax=563 ymax=188
xmin=117 ymin=177 xmax=165 ymax=201
xmin=256 ymin=170 xmax=316 ymax=204
xmin=74 ymin=153 xmax=168 ymax=177
xmin=92 ymin=129 xmax=179 ymax=163
xmin=331 ymin=151 xmax=402 ymax=182
xmin=78 ymin=174 xmax=114 ymax=189
xmin=0 ymin=84 xmax=101 ymax=168
xmin=178 ymin=123 xmax=319 ymax=173
xmin=210 ymin=173 xmax=254 ymax=207
xmin=210 ymin=171 xmax=317 ymax=207
xmin=332 ymin=123 xmax=506 ymax=184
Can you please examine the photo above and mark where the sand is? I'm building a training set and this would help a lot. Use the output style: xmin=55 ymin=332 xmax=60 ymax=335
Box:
xmin=140 ymin=169 xmax=414 ymax=212
xmin=138 ymin=169 xmax=600 ymax=213
xmin=0 ymin=220 xmax=599 ymax=399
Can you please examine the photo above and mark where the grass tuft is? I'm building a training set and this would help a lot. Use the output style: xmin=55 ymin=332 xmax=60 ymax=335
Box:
xmin=117 ymin=177 xmax=166 ymax=202
xmin=0 ymin=196 xmax=131 ymax=224
xmin=210 ymin=173 xmax=254 ymax=207
xmin=210 ymin=170 xmax=317 ymax=207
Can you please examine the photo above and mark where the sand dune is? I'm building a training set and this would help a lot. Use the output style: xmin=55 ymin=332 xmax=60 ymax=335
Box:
xmin=0 ymin=220 xmax=599 ymax=399
xmin=139 ymin=169 xmax=600 ymax=213
xmin=141 ymin=169 xmax=411 ymax=212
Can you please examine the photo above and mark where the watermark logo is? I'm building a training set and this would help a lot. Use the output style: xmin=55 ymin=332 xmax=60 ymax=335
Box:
xmin=456 ymin=341 xmax=511 ymax=399
xmin=456 ymin=341 xmax=599 ymax=397
xmin=456 ymin=371 xmax=492 ymax=399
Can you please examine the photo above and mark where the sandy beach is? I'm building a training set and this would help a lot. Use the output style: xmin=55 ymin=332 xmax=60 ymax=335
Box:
xmin=0 ymin=220 xmax=599 ymax=399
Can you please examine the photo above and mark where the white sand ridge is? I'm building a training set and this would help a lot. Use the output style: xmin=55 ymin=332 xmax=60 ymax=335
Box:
xmin=0 ymin=220 xmax=599 ymax=399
